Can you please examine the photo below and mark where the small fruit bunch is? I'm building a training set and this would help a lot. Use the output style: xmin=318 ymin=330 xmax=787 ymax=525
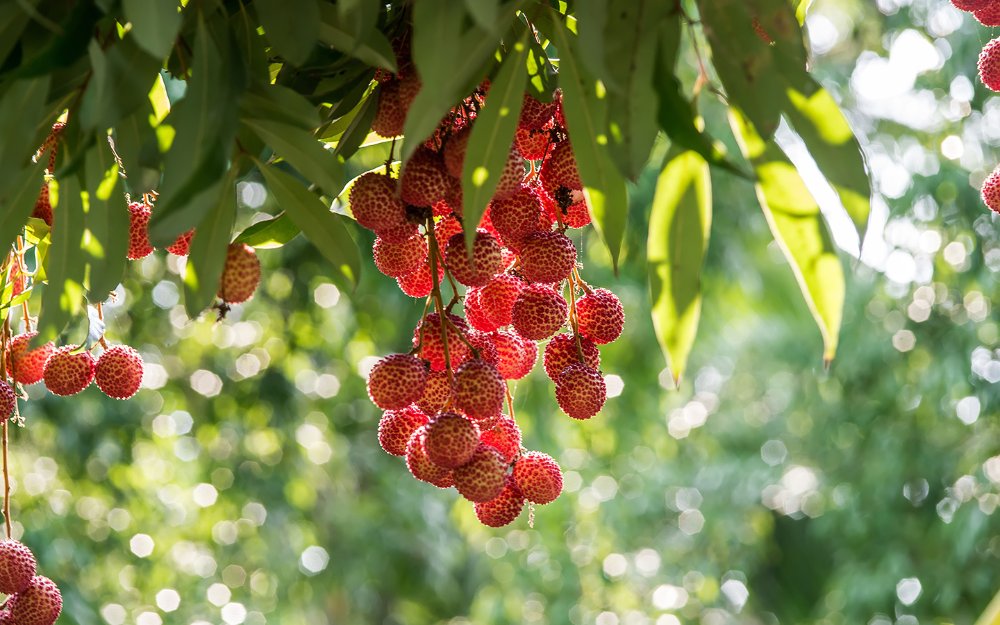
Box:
xmin=356 ymin=45 xmax=625 ymax=526
xmin=0 ymin=540 xmax=61 ymax=625
xmin=959 ymin=0 xmax=1000 ymax=211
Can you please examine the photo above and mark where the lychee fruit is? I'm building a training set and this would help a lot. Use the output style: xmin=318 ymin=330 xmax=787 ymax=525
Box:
xmin=515 ymin=126 xmax=553 ymax=161
xmin=166 ymin=229 xmax=195 ymax=256
xmin=493 ymin=145 xmax=525 ymax=200
xmin=980 ymin=38 xmax=1000 ymax=91
xmin=479 ymin=274 xmax=524 ymax=328
xmin=513 ymin=451 xmax=563 ymax=504
xmin=217 ymin=243 xmax=261 ymax=304
xmin=434 ymin=215 xmax=464 ymax=251
xmin=519 ymin=93 xmax=557 ymax=130
xmin=416 ymin=369 xmax=453 ymax=414
xmin=0 ymin=540 xmax=36 ymax=594
xmin=465 ymin=331 xmax=501 ymax=369
xmin=511 ymin=284 xmax=568 ymax=340
xmin=541 ymin=141 xmax=581 ymax=190
xmin=400 ymin=147 xmax=451 ymax=207
xmin=350 ymin=172 xmax=409 ymax=232
xmin=372 ymin=80 xmax=406 ymax=138
xmin=8 ymin=333 xmax=54 ymax=385
xmin=540 ymin=184 xmax=591 ymax=228
xmin=492 ymin=330 xmax=538 ymax=380
xmin=405 ymin=425 xmax=454 ymax=488
xmin=543 ymin=332 xmax=600 ymax=380
xmin=7 ymin=262 xmax=24 ymax=297
xmin=378 ymin=405 xmax=429 ymax=456
xmin=413 ymin=312 xmax=471 ymax=371
xmin=444 ymin=230 xmax=503 ymax=287
xmin=126 ymin=201 xmax=154 ymax=260
xmin=983 ymin=164 xmax=1000 ymax=213
xmin=480 ymin=414 xmax=522 ymax=463
xmin=366 ymin=353 xmax=428 ymax=410
xmin=454 ymin=359 xmax=505 ymax=420
xmin=952 ymin=0 xmax=989 ymax=10
xmin=975 ymin=3 xmax=1000 ymax=25
xmin=555 ymin=363 xmax=607 ymax=420
xmin=424 ymin=412 xmax=480 ymax=469
xmin=6 ymin=575 xmax=61 ymax=625
xmin=443 ymin=126 xmax=470 ymax=179
xmin=464 ymin=288 xmax=500 ymax=333
xmin=373 ymin=234 xmax=428 ymax=278
xmin=31 ymin=184 xmax=53 ymax=227
xmin=42 ymin=345 xmax=96 ymax=396
xmin=488 ymin=186 xmax=542 ymax=249
xmin=518 ymin=231 xmax=577 ymax=284
xmin=396 ymin=261 xmax=442 ymax=298
xmin=474 ymin=474 xmax=525 ymax=527
xmin=94 ymin=345 xmax=144 ymax=400
xmin=376 ymin=221 xmax=420 ymax=243
xmin=453 ymin=444 xmax=507 ymax=502
xmin=575 ymin=288 xmax=625 ymax=344
xmin=0 ymin=381 xmax=14 ymax=419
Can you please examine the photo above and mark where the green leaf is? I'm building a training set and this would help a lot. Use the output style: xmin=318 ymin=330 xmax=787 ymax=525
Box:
xmin=544 ymin=12 xmax=628 ymax=272
xmin=12 ymin=1 xmax=103 ymax=78
xmin=151 ymin=18 xmax=244 ymax=246
xmin=574 ymin=0 xmax=612 ymax=90
xmin=234 ymin=213 xmax=301 ymax=249
xmin=318 ymin=3 xmax=397 ymax=71
xmin=240 ymin=85 xmax=321 ymax=131
xmin=603 ymin=0 xmax=665 ymax=178
xmin=258 ymin=164 xmax=360 ymax=290
xmin=79 ymin=36 xmax=162 ymax=130
xmin=0 ymin=159 xmax=48 ymax=258
xmin=731 ymin=109 xmax=845 ymax=364
xmin=332 ymin=161 xmax=401 ymax=219
xmin=123 ymin=0 xmax=182 ymax=59
xmin=783 ymin=79 xmax=870 ymax=236
xmin=464 ymin=0 xmax=499 ymax=31
xmin=696 ymin=0 xmax=786 ymax=139
xmin=0 ymin=76 xmax=51 ymax=174
xmin=255 ymin=0 xmax=320 ymax=66
xmin=795 ymin=0 xmax=814 ymax=25
xmin=648 ymin=149 xmax=712 ymax=385
xmin=82 ymin=138 xmax=128 ymax=300
xmin=113 ymin=102 xmax=162 ymax=195
xmin=461 ymin=29 xmax=529 ymax=247
xmin=242 ymin=118 xmax=344 ymax=196
xmin=37 ymin=176 xmax=87 ymax=342
xmin=331 ymin=90 xmax=378 ymax=160
xmin=0 ymin=3 xmax=32 ymax=70
xmin=183 ymin=168 xmax=238 ymax=318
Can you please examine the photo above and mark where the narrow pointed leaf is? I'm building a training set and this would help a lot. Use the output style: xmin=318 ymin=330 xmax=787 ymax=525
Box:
xmin=259 ymin=164 xmax=360 ymax=290
xmin=648 ymin=150 xmax=712 ymax=384
xmin=234 ymin=213 xmax=301 ymax=249
xmin=82 ymin=138 xmax=129 ymax=300
xmin=123 ymin=0 xmax=183 ymax=59
xmin=242 ymin=118 xmax=344 ymax=197
xmin=256 ymin=0 xmax=320 ymax=66
xmin=183 ymin=169 xmax=237 ymax=318
xmin=0 ymin=159 xmax=48 ymax=258
xmin=37 ymin=176 xmax=87 ymax=342
xmin=731 ymin=110 xmax=845 ymax=363
xmin=461 ymin=29 xmax=529 ymax=246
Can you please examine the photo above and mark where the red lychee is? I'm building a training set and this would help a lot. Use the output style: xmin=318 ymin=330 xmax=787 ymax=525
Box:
xmin=555 ymin=363 xmax=607 ymax=420
xmin=464 ymin=288 xmax=501 ymax=333
xmin=952 ymin=0 xmax=989 ymax=10
xmin=453 ymin=444 xmax=507 ymax=502
xmin=444 ymin=230 xmax=503 ymax=287
xmin=6 ymin=575 xmax=61 ymax=625
xmin=0 ymin=381 xmax=14 ymax=419
xmin=42 ymin=345 xmax=95 ymax=397
xmin=166 ymin=229 xmax=195 ymax=256
xmin=543 ymin=332 xmax=600 ymax=380
xmin=443 ymin=126 xmax=470 ymax=179
xmin=980 ymin=38 xmax=1000 ymax=92
xmin=518 ymin=93 xmax=557 ymax=130
xmin=479 ymin=274 xmax=524 ymax=328
xmin=0 ymin=540 xmax=36 ymax=594
xmin=218 ymin=243 xmax=261 ymax=304
xmin=454 ymin=359 xmax=505 ymax=421
xmin=575 ymin=288 xmax=625 ymax=344
xmin=372 ymin=80 xmax=406 ymax=138
xmin=479 ymin=414 xmax=522 ymax=463
xmin=95 ymin=345 xmax=144 ymax=400
xmin=515 ymin=126 xmax=553 ymax=161
xmin=373 ymin=234 xmax=428 ymax=278
xmin=396 ymin=261 xmax=442 ymax=298
xmin=488 ymin=186 xmax=542 ymax=249
xmin=416 ymin=369 xmax=453 ymax=414
xmin=474 ymin=474 xmax=525 ymax=527
xmin=350 ymin=172 xmax=409 ymax=232
xmin=492 ymin=330 xmax=538 ymax=380
xmin=541 ymin=141 xmax=581 ymax=190
xmin=378 ymin=406 xmax=429 ymax=456
xmin=983 ymin=164 xmax=1000 ymax=213
xmin=8 ymin=333 xmax=54 ymax=385
xmin=31 ymin=185 xmax=52 ymax=227
xmin=493 ymin=145 xmax=525 ymax=200
xmin=518 ymin=231 xmax=577 ymax=284
xmin=513 ymin=451 xmax=563 ymax=504
xmin=366 ymin=353 xmax=428 ymax=410
xmin=511 ymin=284 xmax=568 ymax=340
xmin=376 ymin=221 xmax=419 ymax=243
xmin=400 ymin=147 xmax=451 ymax=207
xmin=405 ymin=425 xmax=454 ymax=488
xmin=126 ymin=201 xmax=154 ymax=260
xmin=424 ymin=412 xmax=480 ymax=469
xmin=413 ymin=312 xmax=471 ymax=371
xmin=975 ymin=3 xmax=1000 ymax=25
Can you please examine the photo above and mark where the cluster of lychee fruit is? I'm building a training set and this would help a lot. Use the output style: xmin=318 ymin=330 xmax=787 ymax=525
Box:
xmin=0 ymin=539 xmax=61 ymax=625
xmin=357 ymin=41 xmax=624 ymax=527
xmin=964 ymin=0 xmax=1000 ymax=211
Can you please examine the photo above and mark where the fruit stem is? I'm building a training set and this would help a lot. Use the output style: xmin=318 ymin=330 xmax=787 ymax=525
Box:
xmin=13 ymin=238 xmax=30 ymax=334
xmin=565 ymin=273 xmax=586 ymax=363
xmin=1 ymin=316 xmax=11 ymax=538
xmin=425 ymin=216 xmax=454 ymax=378
xmin=95 ymin=302 xmax=109 ymax=350
xmin=410 ymin=296 xmax=433 ymax=355
xmin=572 ymin=267 xmax=593 ymax=295
xmin=504 ymin=382 xmax=516 ymax=421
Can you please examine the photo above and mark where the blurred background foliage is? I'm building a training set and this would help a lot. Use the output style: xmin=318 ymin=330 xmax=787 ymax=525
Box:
xmin=4 ymin=0 xmax=999 ymax=624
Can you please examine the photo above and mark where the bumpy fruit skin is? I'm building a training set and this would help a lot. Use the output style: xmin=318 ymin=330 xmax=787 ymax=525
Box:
xmin=492 ymin=331 xmax=537 ymax=380
xmin=515 ymin=126 xmax=552 ymax=161
xmin=982 ymin=164 xmax=1000 ymax=213
xmin=445 ymin=231 xmax=503 ymax=287
xmin=980 ymin=38 xmax=1000 ymax=92
xmin=519 ymin=93 xmax=557 ymax=130
xmin=367 ymin=353 xmax=427 ymax=410
xmin=442 ymin=127 xmax=470 ymax=179
xmin=464 ymin=289 xmax=500 ymax=333
xmin=952 ymin=0 xmax=989 ymax=10
xmin=575 ymin=288 xmax=625 ymax=344
xmin=513 ymin=451 xmax=563 ymax=504
xmin=0 ymin=381 xmax=14 ymax=419
xmin=453 ymin=444 xmax=507 ymax=502
xmin=350 ymin=172 xmax=408 ymax=231
xmin=400 ymin=147 xmax=451 ymax=207
xmin=396 ymin=261 xmax=441 ymax=298
xmin=166 ymin=229 xmax=195 ymax=256
xmin=405 ymin=425 xmax=454 ymax=488
xmin=0 ymin=540 xmax=36 ymax=594
xmin=32 ymin=185 xmax=53 ymax=227
xmin=475 ymin=474 xmax=525 ymax=527
xmin=480 ymin=415 xmax=522 ymax=463
xmin=372 ymin=80 xmax=406 ymax=138
xmin=416 ymin=369 xmax=453 ymax=414
xmin=542 ymin=141 xmax=582 ymax=190
xmin=543 ymin=332 xmax=600 ymax=380
xmin=95 ymin=345 xmax=144 ymax=400
xmin=488 ymin=186 xmax=542 ymax=249
xmin=493 ymin=146 xmax=526 ymax=200
xmin=378 ymin=406 xmax=429 ymax=456
xmin=454 ymin=359 xmax=505 ymax=421
xmin=43 ymin=346 xmax=96 ymax=397
xmin=376 ymin=221 xmax=419 ymax=243
xmin=466 ymin=331 xmax=501 ymax=369
xmin=7 ymin=575 xmax=62 ymax=625
xmin=413 ymin=313 xmax=471 ymax=371
xmin=975 ymin=3 xmax=1000 ymax=25
xmin=479 ymin=274 xmax=524 ymax=328
xmin=218 ymin=243 xmax=261 ymax=304
xmin=8 ymin=333 xmax=55 ymax=385
xmin=511 ymin=284 xmax=568 ymax=340
xmin=424 ymin=412 xmax=480 ymax=469
xmin=373 ymin=234 xmax=428 ymax=278
xmin=555 ymin=363 xmax=607 ymax=420
xmin=518 ymin=231 xmax=577 ymax=284
xmin=126 ymin=202 xmax=154 ymax=260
